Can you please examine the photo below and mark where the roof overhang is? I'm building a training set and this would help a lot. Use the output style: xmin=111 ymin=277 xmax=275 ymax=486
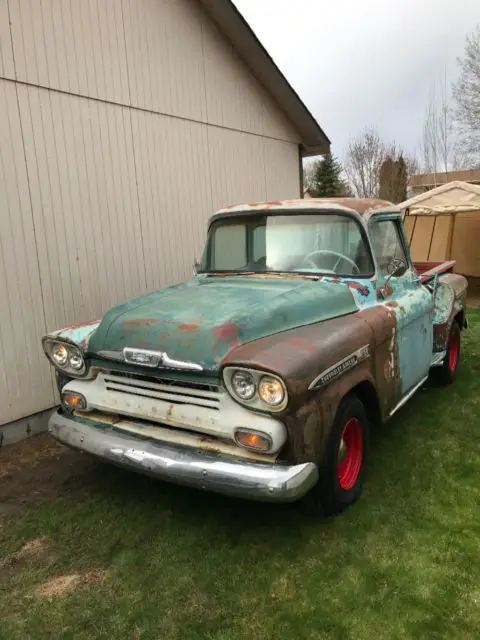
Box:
xmin=198 ymin=0 xmax=330 ymax=157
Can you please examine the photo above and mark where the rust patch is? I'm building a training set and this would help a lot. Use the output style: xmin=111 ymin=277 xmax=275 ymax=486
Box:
xmin=218 ymin=197 xmax=394 ymax=216
xmin=212 ymin=322 xmax=240 ymax=351
xmin=75 ymin=410 xmax=120 ymax=426
xmin=384 ymin=283 xmax=394 ymax=297
xmin=178 ymin=323 xmax=200 ymax=333
xmin=159 ymin=332 xmax=169 ymax=340
xmin=345 ymin=281 xmax=369 ymax=297
xmin=385 ymin=301 xmax=399 ymax=308
xmin=287 ymin=337 xmax=316 ymax=353
xmin=123 ymin=318 xmax=158 ymax=329
xmin=434 ymin=322 xmax=450 ymax=351
xmin=62 ymin=318 xmax=99 ymax=331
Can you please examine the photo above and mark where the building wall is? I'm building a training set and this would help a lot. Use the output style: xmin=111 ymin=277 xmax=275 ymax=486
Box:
xmin=0 ymin=0 xmax=302 ymax=425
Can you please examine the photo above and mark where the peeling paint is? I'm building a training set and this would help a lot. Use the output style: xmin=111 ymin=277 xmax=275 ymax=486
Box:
xmin=124 ymin=319 xmax=158 ymax=329
xmin=215 ymin=197 xmax=394 ymax=217
xmin=49 ymin=319 xmax=100 ymax=351
xmin=344 ymin=280 xmax=370 ymax=297
xmin=178 ymin=323 xmax=200 ymax=333
xmin=82 ymin=278 xmax=361 ymax=371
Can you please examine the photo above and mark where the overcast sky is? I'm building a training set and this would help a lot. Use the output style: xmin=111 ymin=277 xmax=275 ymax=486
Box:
xmin=233 ymin=0 xmax=479 ymax=162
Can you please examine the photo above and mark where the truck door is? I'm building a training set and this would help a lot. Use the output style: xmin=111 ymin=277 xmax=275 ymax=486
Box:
xmin=370 ymin=216 xmax=433 ymax=395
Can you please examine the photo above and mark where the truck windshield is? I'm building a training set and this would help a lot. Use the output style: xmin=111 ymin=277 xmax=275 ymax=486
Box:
xmin=200 ymin=213 xmax=374 ymax=277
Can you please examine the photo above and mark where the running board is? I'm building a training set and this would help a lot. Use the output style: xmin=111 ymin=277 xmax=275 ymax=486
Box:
xmin=389 ymin=376 xmax=429 ymax=418
xmin=430 ymin=351 xmax=447 ymax=367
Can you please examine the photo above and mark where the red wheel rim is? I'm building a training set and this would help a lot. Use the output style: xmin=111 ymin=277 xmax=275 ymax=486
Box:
xmin=337 ymin=418 xmax=364 ymax=491
xmin=449 ymin=331 xmax=460 ymax=373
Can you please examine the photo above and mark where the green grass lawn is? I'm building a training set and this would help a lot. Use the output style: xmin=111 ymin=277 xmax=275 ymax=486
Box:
xmin=1 ymin=311 xmax=479 ymax=640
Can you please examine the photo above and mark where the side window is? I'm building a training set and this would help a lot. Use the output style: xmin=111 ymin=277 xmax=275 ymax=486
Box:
xmin=370 ymin=220 xmax=408 ymax=276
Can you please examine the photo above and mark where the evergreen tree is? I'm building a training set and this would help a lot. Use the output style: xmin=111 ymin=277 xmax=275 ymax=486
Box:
xmin=310 ymin=152 xmax=350 ymax=197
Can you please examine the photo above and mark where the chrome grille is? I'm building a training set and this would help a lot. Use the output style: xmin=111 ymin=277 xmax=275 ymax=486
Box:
xmin=101 ymin=372 xmax=221 ymax=410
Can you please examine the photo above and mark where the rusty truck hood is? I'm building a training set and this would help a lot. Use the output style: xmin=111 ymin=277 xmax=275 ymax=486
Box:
xmin=87 ymin=276 xmax=359 ymax=371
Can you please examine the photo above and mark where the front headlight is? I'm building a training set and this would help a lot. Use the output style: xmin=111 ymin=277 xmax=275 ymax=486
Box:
xmin=258 ymin=376 xmax=285 ymax=406
xmin=42 ymin=338 xmax=86 ymax=376
xmin=231 ymin=370 xmax=256 ymax=400
xmin=52 ymin=343 xmax=68 ymax=367
xmin=223 ymin=367 xmax=288 ymax=412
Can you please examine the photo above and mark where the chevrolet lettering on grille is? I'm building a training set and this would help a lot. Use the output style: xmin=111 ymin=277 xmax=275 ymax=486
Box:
xmin=123 ymin=347 xmax=164 ymax=368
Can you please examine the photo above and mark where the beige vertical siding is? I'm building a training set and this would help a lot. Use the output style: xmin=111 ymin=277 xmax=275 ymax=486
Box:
xmin=8 ymin=0 xmax=131 ymax=103
xmin=201 ymin=9 xmax=299 ymax=143
xmin=0 ymin=0 xmax=15 ymax=79
xmin=0 ymin=80 xmax=55 ymax=422
xmin=207 ymin=127 xmax=267 ymax=211
xmin=0 ymin=0 xmax=302 ymax=425
xmin=16 ymin=84 xmax=148 ymax=332
xmin=264 ymin=139 xmax=302 ymax=199
xmin=131 ymin=111 xmax=213 ymax=290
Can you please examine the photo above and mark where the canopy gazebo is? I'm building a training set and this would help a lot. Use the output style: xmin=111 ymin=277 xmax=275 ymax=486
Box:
xmin=398 ymin=181 xmax=480 ymax=277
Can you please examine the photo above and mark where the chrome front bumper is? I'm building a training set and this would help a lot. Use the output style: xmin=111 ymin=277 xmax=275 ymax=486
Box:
xmin=48 ymin=411 xmax=319 ymax=503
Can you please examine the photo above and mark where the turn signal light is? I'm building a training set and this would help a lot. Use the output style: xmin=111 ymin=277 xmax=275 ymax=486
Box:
xmin=62 ymin=392 xmax=87 ymax=411
xmin=235 ymin=429 xmax=272 ymax=452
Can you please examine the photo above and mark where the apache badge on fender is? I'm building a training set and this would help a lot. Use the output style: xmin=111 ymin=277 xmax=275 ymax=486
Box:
xmin=308 ymin=346 xmax=370 ymax=390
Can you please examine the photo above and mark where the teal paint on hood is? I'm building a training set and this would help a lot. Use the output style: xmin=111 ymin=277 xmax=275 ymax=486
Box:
xmin=87 ymin=276 xmax=359 ymax=371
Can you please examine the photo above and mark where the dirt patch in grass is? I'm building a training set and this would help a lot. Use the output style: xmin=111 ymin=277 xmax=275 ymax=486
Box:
xmin=0 ymin=537 xmax=52 ymax=580
xmin=16 ymin=538 xmax=50 ymax=559
xmin=35 ymin=569 xmax=105 ymax=599
xmin=0 ymin=434 xmax=98 ymax=520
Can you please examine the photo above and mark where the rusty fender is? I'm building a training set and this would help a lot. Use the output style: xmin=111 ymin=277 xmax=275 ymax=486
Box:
xmin=223 ymin=307 xmax=400 ymax=464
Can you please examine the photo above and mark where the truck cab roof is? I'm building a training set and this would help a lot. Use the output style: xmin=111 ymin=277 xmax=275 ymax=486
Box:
xmin=212 ymin=197 xmax=401 ymax=224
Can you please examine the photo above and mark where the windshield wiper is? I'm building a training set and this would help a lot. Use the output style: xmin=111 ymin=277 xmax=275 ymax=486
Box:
xmin=200 ymin=270 xmax=321 ymax=280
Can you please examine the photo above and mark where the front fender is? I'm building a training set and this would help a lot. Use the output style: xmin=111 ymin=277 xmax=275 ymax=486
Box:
xmin=222 ymin=312 xmax=379 ymax=463
xmin=44 ymin=319 xmax=100 ymax=351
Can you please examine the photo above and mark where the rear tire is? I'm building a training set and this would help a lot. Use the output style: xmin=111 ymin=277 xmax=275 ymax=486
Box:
xmin=304 ymin=394 xmax=369 ymax=516
xmin=434 ymin=321 xmax=460 ymax=386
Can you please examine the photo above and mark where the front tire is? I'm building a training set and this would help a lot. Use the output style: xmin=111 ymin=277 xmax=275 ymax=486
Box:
xmin=305 ymin=394 xmax=369 ymax=516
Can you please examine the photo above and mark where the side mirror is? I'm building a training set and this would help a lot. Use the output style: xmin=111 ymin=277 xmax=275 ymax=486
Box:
xmin=377 ymin=258 xmax=407 ymax=299
xmin=386 ymin=257 xmax=406 ymax=279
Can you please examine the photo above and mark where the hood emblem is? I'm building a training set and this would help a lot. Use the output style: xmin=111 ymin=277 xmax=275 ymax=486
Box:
xmin=123 ymin=347 xmax=203 ymax=372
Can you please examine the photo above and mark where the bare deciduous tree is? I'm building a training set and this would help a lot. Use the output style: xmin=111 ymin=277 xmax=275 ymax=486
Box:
xmin=452 ymin=25 xmax=480 ymax=166
xmin=344 ymin=130 xmax=416 ymax=199
xmin=302 ymin=160 xmax=315 ymax=191
xmin=420 ymin=75 xmax=453 ymax=181
xmin=344 ymin=129 xmax=386 ymax=198
xmin=405 ymin=154 xmax=420 ymax=178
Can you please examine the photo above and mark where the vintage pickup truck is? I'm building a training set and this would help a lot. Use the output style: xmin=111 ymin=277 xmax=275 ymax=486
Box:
xmin=42 ymin=198 xmax=468 ymax=515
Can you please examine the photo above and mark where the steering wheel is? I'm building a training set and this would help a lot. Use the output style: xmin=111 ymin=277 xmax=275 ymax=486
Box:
xmin=303 ymin=249 xmax=360 ymax=275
